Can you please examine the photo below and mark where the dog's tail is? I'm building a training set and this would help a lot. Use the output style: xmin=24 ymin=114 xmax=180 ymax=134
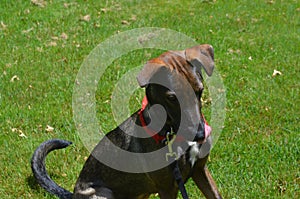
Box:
xmin=31 ymin=139 xmax=73 ymax=199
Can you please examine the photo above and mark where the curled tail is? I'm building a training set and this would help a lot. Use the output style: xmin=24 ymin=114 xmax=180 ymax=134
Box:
xmin=31 ymin=139 xmax=73 ymax=199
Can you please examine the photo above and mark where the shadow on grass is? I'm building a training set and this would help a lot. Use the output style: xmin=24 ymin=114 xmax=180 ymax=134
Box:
xmin=26 ymin=172 xmax=64 ymax=193
xmin=26 ymin=175 xmax=43 ymax=192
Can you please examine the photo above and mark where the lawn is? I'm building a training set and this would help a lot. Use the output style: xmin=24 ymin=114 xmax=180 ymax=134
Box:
xmin=0 ymin=0 xmax=299 ymax=198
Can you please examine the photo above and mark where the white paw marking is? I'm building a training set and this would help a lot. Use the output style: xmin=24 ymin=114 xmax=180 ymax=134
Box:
xmin=78 ymin=187 xmax=96 ymax=195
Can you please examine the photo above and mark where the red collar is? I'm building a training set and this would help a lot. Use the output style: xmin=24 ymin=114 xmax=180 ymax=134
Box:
xmin=138 ymin=96 xmax=166 ymax=144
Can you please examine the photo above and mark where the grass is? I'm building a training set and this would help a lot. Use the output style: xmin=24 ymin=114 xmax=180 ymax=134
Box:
xmin=0 ymin=0 xmax=299 ymax=198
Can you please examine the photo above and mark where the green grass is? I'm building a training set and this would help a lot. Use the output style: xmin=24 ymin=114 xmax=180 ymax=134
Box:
xmin=0 ymin=0 xmax=299 ymax=198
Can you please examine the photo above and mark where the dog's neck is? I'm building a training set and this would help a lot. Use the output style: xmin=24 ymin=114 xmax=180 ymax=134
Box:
xmin=140 ymin=104 xmax=172 ymax=143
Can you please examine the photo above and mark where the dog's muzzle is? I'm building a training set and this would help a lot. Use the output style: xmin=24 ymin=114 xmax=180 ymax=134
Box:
xmin=193 ymin=121 xmax=212 ymax=143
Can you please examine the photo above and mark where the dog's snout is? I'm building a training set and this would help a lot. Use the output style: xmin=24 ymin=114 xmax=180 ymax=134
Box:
xmin=193 ymin=122 xmax=205 ymax=142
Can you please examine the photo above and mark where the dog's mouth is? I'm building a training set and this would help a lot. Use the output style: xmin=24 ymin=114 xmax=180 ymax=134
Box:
xmin=170 ymin=121 xmax=211 ymax=144
xmin=188 ymin=118 xmax=212 ymax=144
xmin=197 ymin=122 xmax=212 ymax=144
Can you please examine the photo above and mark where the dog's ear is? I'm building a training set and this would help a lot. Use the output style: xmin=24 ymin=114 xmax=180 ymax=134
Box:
xmin=136 ymin=59 xmax=164 ymax=87
xmin=185 ymin=44 xmax=215 ymax=76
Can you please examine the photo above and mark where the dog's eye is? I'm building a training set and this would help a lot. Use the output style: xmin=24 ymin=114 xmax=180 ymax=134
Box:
xmin=166 ymin=92 xmax=177 ymax=102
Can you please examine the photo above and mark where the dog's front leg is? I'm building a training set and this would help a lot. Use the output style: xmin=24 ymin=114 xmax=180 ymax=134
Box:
xmin=191 ymin=157 xmax=222 ymax=199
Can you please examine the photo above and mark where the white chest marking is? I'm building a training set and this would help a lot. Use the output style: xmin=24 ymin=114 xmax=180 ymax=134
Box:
xmin=187 ymin=141 xmax=200 ymax=167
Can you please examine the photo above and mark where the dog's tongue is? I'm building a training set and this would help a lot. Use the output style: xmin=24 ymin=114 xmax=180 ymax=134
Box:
xmin=203 ymin=115 xmax=212 ymax=139
xmin=205 ymin=122 xmax=212 ymax=139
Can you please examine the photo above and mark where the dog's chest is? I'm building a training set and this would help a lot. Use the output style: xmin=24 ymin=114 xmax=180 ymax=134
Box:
xmin=187 ymin=142 xmax=201 ymax=167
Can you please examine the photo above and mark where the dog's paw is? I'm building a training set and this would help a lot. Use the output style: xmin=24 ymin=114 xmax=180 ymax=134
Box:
xmin=75 ymin=187 xmax=115 ymax=199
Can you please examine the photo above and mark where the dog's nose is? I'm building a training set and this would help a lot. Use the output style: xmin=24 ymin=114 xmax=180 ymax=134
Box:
xmin=193 ymin=122 xmax=205 ymax=142
xmin=193 ymin=132 xmax=205 ymax=142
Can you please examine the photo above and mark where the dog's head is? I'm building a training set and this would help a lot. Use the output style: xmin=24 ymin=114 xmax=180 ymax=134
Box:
xmin=136 ymin=44 xmax=214 ymax=143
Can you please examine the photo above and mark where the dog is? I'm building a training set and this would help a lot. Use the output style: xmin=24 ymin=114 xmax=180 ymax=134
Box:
xmin=31 ymin=44 xmax=222 ymax=199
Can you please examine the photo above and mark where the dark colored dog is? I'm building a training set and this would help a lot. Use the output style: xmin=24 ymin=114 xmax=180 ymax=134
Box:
xmin=31 ymin=44 xmax=222 ymax=199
